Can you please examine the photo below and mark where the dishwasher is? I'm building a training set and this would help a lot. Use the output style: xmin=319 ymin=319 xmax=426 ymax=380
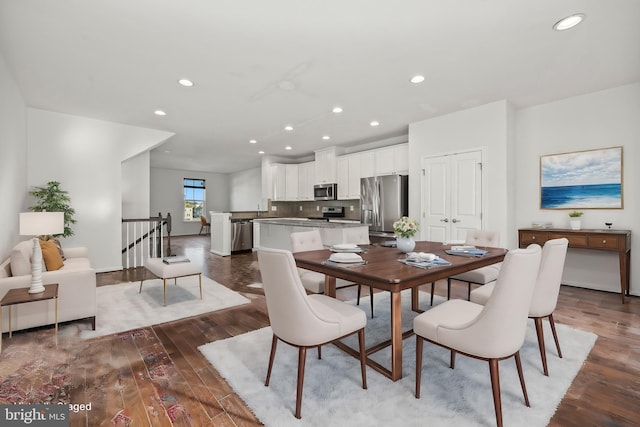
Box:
xmin=231 ymin=220 xmax=253 ymax=252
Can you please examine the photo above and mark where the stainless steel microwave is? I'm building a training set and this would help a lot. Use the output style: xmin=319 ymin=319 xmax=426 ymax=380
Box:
xmin=313 ymin=183 xmax=337 ymax=200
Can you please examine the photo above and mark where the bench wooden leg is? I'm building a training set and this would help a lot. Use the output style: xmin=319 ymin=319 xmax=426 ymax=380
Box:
xmin=199 ymin=274 xmax=203 ymax=300
xmin=163 ymin=278 xmax=167 ymax=306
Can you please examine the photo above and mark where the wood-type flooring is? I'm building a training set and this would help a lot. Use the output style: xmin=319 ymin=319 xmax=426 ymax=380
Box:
xmin=0 ymin=235 xmax=638 ymax=426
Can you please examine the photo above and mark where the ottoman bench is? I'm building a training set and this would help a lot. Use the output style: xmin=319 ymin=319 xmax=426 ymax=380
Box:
xmin=141 ymin=258 xmax=202 ymax=306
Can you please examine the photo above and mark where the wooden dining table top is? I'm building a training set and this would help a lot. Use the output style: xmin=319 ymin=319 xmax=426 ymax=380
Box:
xmin=293 ymin=241 xmax=508 ymax=292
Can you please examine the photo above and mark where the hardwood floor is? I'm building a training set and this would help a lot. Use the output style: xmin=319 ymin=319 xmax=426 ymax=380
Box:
xmin=1 ymin=234 xmax=639 ymax=426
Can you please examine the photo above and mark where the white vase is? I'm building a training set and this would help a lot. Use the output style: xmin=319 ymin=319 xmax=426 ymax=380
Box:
xmin=569 ymin=219 xmax=581 ymax=230
xmin=396 ymin=236 xmax=416 ymax=253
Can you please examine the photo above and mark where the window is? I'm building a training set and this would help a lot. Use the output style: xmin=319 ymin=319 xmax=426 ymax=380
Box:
xmin=183 ymin=178 xmax=206 ymax=221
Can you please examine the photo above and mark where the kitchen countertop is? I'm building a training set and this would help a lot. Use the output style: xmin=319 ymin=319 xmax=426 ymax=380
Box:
xmin=252 ymin=218 xmax=365 ymax=228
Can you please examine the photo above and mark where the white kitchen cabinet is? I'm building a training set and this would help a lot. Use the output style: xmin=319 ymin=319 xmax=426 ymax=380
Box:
xmin=285 ymin=164 xmax=299 ymax=200
xmin=337 ymin=153 xmax=362 ymax=199
xmin=272 ymin=163 xmax=299 ymax=201
xmin=271 ymin=164 xmax=286 ymax=201
xmin=336 ymin=156 xmax=349 ymax=199
xmin=374 ymin=143 xmax=408 ymax=176
xmin=315 ymin=147 xmax=338 ymax=184
xmin=360 ymin=151 xmax=375 ymax=179
xmin=297 ymin=161 xmax=315 ymax=201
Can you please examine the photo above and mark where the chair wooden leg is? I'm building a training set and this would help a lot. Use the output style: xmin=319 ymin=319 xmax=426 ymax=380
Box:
xmin=467 ymin=283 xmax=472 ymax=300
xmin=369 ymin=287 xmax=374 ymax=318
xmin=488 ymin=358 xmax=503 ymax=427
xmin=534 ymin=317 xmax=549 ymax=376
xmin=358 ymin=329 xmax=367 ymax=389
xmin=450 ymin=350 xmax=456 ymax=369
xmin=415 ymin=336 xmax=423 ymax=398
xmin=295 ymin=347 xmax=307 ymax=419
xmin=356 ymin=285 xmax=362 ymax=305
xmin=265 ymin=335 xmax=278 ymax=386
xmin=514 ymin=351 xmax=530 ymax=407
xmin=139 ymin=280 xmax=143 ymax=293
xmin=548 ymin=313 xmax=563 ymax=359
xmin=430 ymin=282 xmax=435 ymax=306
xmin=447 ymin=278 xmax=452 ymax=300
xmin=317 ymin=346 xmax=322 ymax=359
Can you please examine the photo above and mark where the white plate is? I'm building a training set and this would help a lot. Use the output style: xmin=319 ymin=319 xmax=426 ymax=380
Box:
xmin=329 ymin=253 xmax=364 ymax=263
xmin=331 ymin=243 xmax=359 ymax=250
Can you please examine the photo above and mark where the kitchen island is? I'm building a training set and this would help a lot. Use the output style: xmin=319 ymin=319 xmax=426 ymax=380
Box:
xmin=253 ymin=218 xmax=368 ymax=251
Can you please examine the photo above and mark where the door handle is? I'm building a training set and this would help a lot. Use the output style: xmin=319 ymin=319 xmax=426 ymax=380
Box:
xmin=440 ymin=218 xmax=449 ymax=223
xmin=452 ymin=218 xmax=460 ymax=223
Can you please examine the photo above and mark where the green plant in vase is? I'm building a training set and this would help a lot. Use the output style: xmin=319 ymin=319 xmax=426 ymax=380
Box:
xmin=29 ymin=180 xmax=76 ymax=238
xmin=568 ymin=211 xmax=583 ymax=230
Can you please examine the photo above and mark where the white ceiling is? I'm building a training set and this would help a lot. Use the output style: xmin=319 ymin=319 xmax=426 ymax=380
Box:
xmin=1 ymin=1 xmax=638 ymax=174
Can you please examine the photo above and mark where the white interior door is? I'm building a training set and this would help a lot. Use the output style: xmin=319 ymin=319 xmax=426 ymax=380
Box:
xmin=422 ymin=150 xmax=483 ymax=242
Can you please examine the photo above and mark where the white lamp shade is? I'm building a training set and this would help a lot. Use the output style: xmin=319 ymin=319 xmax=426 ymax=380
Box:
xmin=19 ymin=212 xmax=65 ymax=236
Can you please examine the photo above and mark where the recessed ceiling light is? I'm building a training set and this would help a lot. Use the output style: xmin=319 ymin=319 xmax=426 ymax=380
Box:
xmin=322 ymin=135 xmax=330 ymax=140
xmin=178 ymin=78 xmax=194 ymax=87
xmin=249 ymin=139 xmax=257 ymax=144
xmin=332 ymin=106 xmax=343 ymax=113
xmin=258 ymin=150 xmax=265 ymax=154
xmin=410 ymin=75 xmax=425 ymax=83
xmin=370 ymin=121 xmax=379 ymax=127
xmin=154 ymin=110 xmax=166 ymax=116
xmin=163 ymin=150 xmax=171 ymax=154
xmin=553 ymin=13 xmax=585 ymax=31
xmin=285 ymin=125 xmax=293 ymax=131
xmin=285 ymin=146 xmax=292 ymax=150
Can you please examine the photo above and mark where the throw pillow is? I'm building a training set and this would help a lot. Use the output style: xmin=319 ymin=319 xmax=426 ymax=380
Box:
xmin=40 ymin=239 xmax=64 ymax=271
xmin=50 ymin=237 xmax=66 ymax=261
xmin=9 ymin=240 xmax=34 ymax=276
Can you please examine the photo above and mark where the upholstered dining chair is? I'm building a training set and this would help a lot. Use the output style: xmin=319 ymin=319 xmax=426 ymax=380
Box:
xmin=257 ymin=247 xmax=368 ymax=419
xmin=470 ymin=238 xmax=569 ymax=376
xmin=289 ymin=230 xmax=366 ymax=306
xmin=198 ymin=215 xmax=210 ymax=235
xmin=414 ymin=244 xmax=542 ymax=427
xmin=342 ymin=227 xmax=375 ymax=317
xmin=447 ymin=229 xmax=501 ymax=300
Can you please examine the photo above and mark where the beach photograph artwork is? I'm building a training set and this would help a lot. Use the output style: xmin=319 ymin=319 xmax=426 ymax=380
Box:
xmin=540 ymin=147 xmax=623 ymax=209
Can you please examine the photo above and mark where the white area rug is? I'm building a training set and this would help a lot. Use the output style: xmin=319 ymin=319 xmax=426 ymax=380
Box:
xmin=199 ymin=291 xmax=597 ymax=427
xmin=80 ymin=275 xmax=250 ymax=339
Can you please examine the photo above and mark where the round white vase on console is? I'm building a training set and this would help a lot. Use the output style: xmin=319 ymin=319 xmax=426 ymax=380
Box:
xmin=569 ymin=220 xmax=581 ymax=230
xmin=396 ymin=237 xmax=416 ymax=253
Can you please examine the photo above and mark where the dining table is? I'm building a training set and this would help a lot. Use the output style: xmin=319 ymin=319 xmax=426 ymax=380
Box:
xmin=293 ymin=241 xmax=508 ymax=381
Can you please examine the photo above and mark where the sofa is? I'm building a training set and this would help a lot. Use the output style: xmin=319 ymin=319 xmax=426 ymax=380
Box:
xmin=0 ymin=240 xmax=96 ymax=333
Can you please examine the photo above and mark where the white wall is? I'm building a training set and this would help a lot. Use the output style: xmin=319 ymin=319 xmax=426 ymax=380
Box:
xmin=27 ymin=109 xmax=173 ymax=271
xmin=0 ymin=52 xmax=27 ymax=258
xmin=408 ymin=100 xmax=512 ymax=245
xmin=122 ymin=151 xmax=151 ymax=218
xmin=230 ymin=167 xmax=261 ymax=212
xmin=150 ymin=167 xmax=230 ymax=236
xmin=515 ymin=83 xmax=640 ymax=295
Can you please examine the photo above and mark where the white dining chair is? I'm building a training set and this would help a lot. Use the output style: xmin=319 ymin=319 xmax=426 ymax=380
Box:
xmin=290 ymin=230 xmax=369 ymax=311
xmin=342 ymin=227 xmax=375 ymax=317
xmin=470 ymin=237 xmax=569 ymax=376
xmin=414 ymin=244 xmax=542 ymax=427
xmin=447 ymin=229 xmax=501 ymax=300
xmin=257 ymin=247 xmax=368 ymax=419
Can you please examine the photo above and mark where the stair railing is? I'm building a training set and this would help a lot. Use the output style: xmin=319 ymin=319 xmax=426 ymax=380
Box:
xmin=121 ymin=212 xmax=172 ymax=268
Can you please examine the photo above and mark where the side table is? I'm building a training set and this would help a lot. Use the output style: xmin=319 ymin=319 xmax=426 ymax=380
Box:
xmin=0 ymin=283 xmax=59 ymax=353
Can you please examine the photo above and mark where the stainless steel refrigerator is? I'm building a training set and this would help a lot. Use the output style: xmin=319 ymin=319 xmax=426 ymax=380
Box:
xmin=360 ymin=175 xmax=408 ymax=234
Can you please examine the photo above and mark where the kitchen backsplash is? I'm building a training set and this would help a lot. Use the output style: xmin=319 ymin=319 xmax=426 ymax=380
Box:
xmin=231 ymin=199 xmax=361 ymax=221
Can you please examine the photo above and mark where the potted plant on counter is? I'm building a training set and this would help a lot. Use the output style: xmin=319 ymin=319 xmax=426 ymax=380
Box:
xmin=568 ymin=211 xmax=583 ymax=230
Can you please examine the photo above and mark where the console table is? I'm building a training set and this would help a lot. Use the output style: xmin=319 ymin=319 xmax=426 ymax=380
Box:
xmin=518 ymin=228 xmax=631 ymax=303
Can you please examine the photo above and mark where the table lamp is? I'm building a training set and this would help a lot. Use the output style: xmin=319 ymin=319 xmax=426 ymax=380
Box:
xmin=19 ymin=211 xmax=64 ymax=294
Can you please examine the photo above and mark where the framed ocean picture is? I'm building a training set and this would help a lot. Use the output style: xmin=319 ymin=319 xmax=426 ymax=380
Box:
xmin=540 ymin=146 xmax=623 ymax=209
